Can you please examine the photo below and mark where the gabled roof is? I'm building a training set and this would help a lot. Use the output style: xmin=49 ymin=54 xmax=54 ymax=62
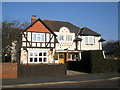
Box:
xmin=43 ymin=19 xmax=81 ymax=35
xmin=79 ymin=27 xmax=101 ymax=36
xmin=23 ymin=18 xmax=57 ymax=37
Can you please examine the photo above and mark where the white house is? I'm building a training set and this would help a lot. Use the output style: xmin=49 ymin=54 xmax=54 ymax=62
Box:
xmin=20 ymin=16 xmax=58 ymax=64
xmin=43 ymin=19 xmax=105 ymax=63
xmin=20 ymin=16 xmax=105 ymax=64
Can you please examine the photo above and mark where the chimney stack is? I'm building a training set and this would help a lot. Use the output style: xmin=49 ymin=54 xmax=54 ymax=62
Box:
xmin=31 ymin=15 xmax=36 ymax=24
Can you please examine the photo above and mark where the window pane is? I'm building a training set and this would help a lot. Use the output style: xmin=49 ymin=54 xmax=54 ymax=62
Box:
xmin=34 ymin=58 xmax=37 ymax=62
xmin=43 ymin=52 xmax=46 ymax=56
xmin=32 ymin=34 xmax=36 ymax=41
xmin=30 ymin=52 xmax=33 ymax=56
xmin=66 ymin=35 xmax=72 ymax=41
xmin=59 ymin=35 xmax=64 ymax=40
xmin=89 ymin=36 xmax=94 ymax=44
xmin=34 ymin=52 xmax=38 ymax=56
xmin=39 ymin=52 xmax=42 ymax=56
xmin=39 ymin=58 xmax=42 ymax=62
xmin=30 ymin=58 xmax=33 ymax=62
xmin=85 ymin=37 xmax=88 ymax=44
xmin=59 ymin=55 xmax=64 ymax=58
xmin=43 ymin=58 xmax=47 ymax=62
xmin=37 ymin=34 xmax=41 ymax=41
xmin=41 ymin=34 xmax=44 ymax=41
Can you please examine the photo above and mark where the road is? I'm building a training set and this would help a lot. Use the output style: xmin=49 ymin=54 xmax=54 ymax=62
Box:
xmin=3 ymin=78 xmax=119 ymax=88
xmin=2 ymin=70 xmax=120 ymax=89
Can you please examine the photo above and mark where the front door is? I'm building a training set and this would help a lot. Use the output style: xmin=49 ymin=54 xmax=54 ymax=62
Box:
xmin=58 ymin=54 xmax=64 ymax=64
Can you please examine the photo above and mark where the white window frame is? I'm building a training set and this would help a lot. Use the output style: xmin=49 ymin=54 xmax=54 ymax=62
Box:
xmin=59 ymin=35 xmax=64 ymax=41
xmin=32 ymin=33 xmax=45 ymax=42
xmin=85 ymin=36 xmax=95 ymax=45
xmin=29 ymin=50 xmax=48 ymax=63
xmin=66 ymin=35 xmax=72 ymax=41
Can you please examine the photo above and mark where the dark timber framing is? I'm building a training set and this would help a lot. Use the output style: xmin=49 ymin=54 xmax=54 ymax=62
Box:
xmin=21 ymin=17 xmax=58 ymax=49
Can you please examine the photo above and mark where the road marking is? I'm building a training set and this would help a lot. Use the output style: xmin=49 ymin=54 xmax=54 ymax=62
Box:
xmin=1 ymin=77 xmax=120 ymax=88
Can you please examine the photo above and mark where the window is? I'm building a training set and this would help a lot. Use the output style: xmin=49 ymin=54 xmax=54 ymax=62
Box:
xmin=30 ymin=58 xmax=33 ymax=62
xmin=59 ymin=35 xmax=64 ymax=41
xmin=59 ymin=54 xmax=64 ymax=58
xmin=85 ymin=36 xmax=95 ymax=45
xmin=32 ymin=33 xmax=45 ymax=42
xmin=66 ymin=35 xmax=72 ymax=41
xmin=68 ymin=55 xmax=71 ymax=59
xmin=29 ymin=51 xmax=48 ymax=63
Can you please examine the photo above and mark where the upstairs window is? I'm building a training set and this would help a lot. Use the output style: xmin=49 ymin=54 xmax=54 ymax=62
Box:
xmin=32 ymin=33 xmax=45 ymax=42
xmin=66 ymin=35 xmax=72 ymax=41
xmin=59 ymin=35 xmax=64 ymax=41
xmin=85 ymin=36 xmax=95 ymax=45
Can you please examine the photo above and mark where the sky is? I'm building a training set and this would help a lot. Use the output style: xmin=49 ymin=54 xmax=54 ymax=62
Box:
xmin=2 ymin=2 xmax=118 ymax=42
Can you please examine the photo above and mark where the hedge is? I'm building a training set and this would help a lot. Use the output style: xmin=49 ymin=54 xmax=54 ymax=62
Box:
xmin=81 ymin=50 xmax=120 ymax=73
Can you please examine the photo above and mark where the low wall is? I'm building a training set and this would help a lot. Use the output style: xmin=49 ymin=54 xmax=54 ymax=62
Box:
xmin=2 ymin=63 xmax=66 ymax=79
xmin=2 ymin=63 xmax=18 ymax=79
xmin=18 ymin=64 xmax=66 ymax=78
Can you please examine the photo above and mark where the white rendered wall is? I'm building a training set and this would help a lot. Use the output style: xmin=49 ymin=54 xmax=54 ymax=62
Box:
xmin=54 ymin=27 xmax=76 ymax=50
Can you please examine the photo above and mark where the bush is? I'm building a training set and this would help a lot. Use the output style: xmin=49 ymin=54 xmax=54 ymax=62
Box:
xmin=81 ymin=50 xmax=119 ymax=73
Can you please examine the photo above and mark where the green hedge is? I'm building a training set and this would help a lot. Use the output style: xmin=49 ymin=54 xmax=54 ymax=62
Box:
xmin=81 ymin=50 xmax=120 ymax=73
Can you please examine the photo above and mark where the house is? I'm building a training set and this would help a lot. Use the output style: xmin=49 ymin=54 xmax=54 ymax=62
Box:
xmin=20 ymin=15 xmax=105 ymax=64
xmin=20 ymin=15 xmax=58 ymax=64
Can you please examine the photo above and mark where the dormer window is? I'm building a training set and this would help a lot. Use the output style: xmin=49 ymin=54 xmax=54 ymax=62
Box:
xmin=32 ymin=33 xmax=45 ymax=42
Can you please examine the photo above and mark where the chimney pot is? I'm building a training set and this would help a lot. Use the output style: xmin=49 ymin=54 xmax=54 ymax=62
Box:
xmin=31 ymin=15 xmax=36 ymax=23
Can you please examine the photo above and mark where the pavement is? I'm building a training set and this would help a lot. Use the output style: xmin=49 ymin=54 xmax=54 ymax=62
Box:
xmin=1 ymin=70 xmax=120 ymax=88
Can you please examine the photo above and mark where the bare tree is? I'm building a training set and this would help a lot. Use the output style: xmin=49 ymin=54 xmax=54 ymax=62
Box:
xmin=2 ymin=19 xmax=30 ymax=62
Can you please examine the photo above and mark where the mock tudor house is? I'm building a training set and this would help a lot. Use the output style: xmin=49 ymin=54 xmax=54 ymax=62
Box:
xmin=20 ymin=16 xmax=58 ymax=64
xmin=20 ymin=15 xmax=105 ymax=64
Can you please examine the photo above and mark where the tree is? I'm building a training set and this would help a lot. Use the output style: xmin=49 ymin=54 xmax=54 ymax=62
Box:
xmin=2 ymin=19 xmax=30 ymax=62
xmin=114 ymin=45 xmax=120 ymax=57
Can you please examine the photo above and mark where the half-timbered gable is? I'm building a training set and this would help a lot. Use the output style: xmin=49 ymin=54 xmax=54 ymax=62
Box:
xmin=21 ymin=18 xmax=57 ymax=49
xmin=20 ymin=16 xmax=58 ymax=64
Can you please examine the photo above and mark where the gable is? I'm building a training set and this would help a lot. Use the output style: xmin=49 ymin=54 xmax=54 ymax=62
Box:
xmin=26 ymin=21 xmax=50 ymax=33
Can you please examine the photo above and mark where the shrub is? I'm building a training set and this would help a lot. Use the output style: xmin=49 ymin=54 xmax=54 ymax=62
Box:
xmin=81 ymin=50 xmax=119 ymax=73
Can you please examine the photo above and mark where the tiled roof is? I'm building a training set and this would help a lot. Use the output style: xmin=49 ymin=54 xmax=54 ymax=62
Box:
xmin=79 ymin=27 xmax=101 ymax=36
xmin=43 ymin=19 xmax=81 ymax=35
xmin=23 ymin=18 xmax=57 ymax=37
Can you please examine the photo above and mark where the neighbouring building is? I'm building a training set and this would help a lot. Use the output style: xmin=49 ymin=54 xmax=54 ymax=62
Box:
xmin=20 ymin=15 xmax=105 ymax=64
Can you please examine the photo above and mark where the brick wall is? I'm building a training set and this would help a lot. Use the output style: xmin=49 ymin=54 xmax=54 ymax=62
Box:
xmin=2 ymin=63 xmax=18 ymax=79
xmin=1 ymin=63 xmax=66 ymax=79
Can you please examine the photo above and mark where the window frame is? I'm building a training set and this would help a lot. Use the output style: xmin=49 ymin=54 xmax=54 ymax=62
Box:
xmin=29 ymin=50 xmax=48 ymax=63
xmin=66 ymin=35 xmax=72 ymax=41
xmin=59 ymin=35 xmax=64 ymax=41
xmin=85 ymin=36 xmax=95 ymax=45
xmin=32 ymin=33 xmax=45 ymax=42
